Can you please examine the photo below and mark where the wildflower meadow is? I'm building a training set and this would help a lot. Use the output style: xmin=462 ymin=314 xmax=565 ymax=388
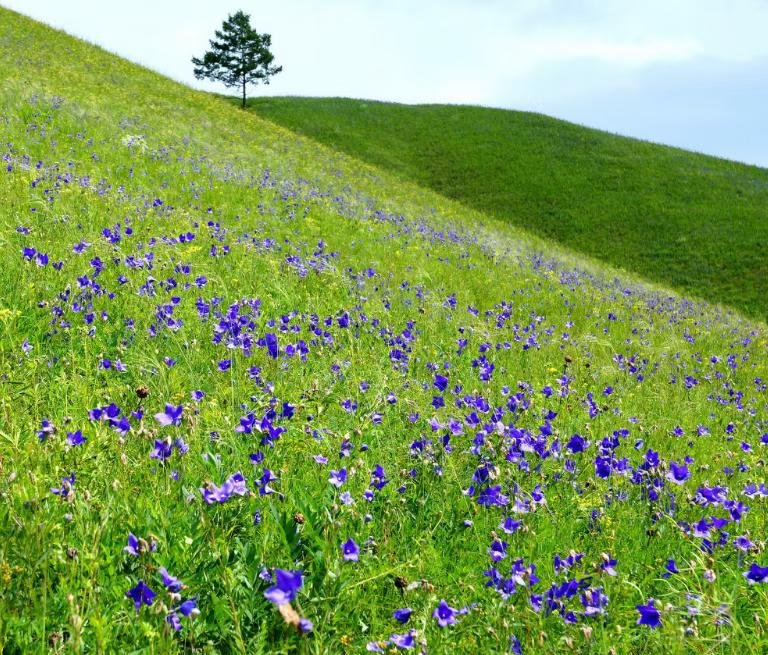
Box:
xmin=0 ymin=8 xmax=767 ymax=654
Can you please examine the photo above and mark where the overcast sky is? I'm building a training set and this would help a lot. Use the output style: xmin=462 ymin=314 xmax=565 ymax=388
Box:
xmin=4 ymin=0 xmax=767 ymax=167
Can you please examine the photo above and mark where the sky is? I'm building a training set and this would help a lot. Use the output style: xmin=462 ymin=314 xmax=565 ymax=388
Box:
xmin=4 ymin=0 xmax=768 ymax=167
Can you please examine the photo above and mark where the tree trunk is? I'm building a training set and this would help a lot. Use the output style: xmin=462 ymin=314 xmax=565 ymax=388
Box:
xmin=242 ymin=78 xmax=246 ymax=108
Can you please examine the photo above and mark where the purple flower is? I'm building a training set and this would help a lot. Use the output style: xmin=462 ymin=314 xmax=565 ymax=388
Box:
xmin=389 ymin=631 xmax=416 ymax=649
xmin=178 ymin=597 xmax=199 ymax=617
xmin=734 ymin=535 xmax=754 ymax=552
xmin=200 ymin=472 xmax=248 ymax=504
xmin=329 ymin=468 xmax=347 ymax=487
xmin=636 ymin=599 xmax=661 ymax=628
xmin=235 ymin=413 xmax=256 ymax=434
xmin=66 ymin=430 xmax=86 ymax=447
xmin=265 ymin=332 xmax=279 ymax=359
xmin=342 ymin=538 xmax=359 ymax=561
xmin=433 ymin=599 xmax=458 ymax=627
xmin=37 ymin=418 xmax=55 ymax=442
xmin=393 ymin=608 xmax=412 ymax=624
xmin=154 ymin=403 xmax=182 ymax=427
xmin=489 ymin=539 xmax=508 ymax=562
xmin=123 ymin=533 xmax=155 ymax=556
xmin=166 ymin=611 xmax=182 ymax=632
xmin=499 ymin=517 xmax=522 ymax=534
xmin=149 ymin=438 xmax=173 ymax=462
xmin=124 ymin=533 xmax=141 ymax=557
xmin=600 ymin=555 xmax=618 ymax=576
xmin=299 ymin=617 xmax=314 ymax=633
xmin=126 ymin=580 xmax=156 ymax=612
xmin=191 ymin=390 xmax=205 ymax=402
xmin=340 ymin=491 xmax=354 ymax=505
xmin=50 ymin=473 xmax=75 ymax=498
xmin=257 ymin=468 xmax=277 ymax=496
xmin=264 ymin=569 xmax=303 ymax=604
xmin=663 ymin=558 xmax=679 ymax=577
xmin=477 ymin=485 xmax=509 ymax=507
xmin=744 ymin=563 xmax=768 ymax=584
xmin=217 ymin=359 xmax=231 ymax=372
xmin=434 ymin=374 xmax=448 ymax=392
xmin=581 ymin=587 xmax=609 ymax=616
xmin=370 ymin=464 xmax=390 ymax=490
xmin=566 ymin=433 xmax=587 ymax=453
xmin=159 ymin=567 xmax=184 ymax=592
xmin=666 ymin=461 xmax=690 ymax=485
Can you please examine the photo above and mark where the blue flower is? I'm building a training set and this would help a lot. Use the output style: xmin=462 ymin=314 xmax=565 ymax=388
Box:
xmin=264 ymin=569 xmax=303 ymax=604
xmin=329 ymin=468 xmax=347 ymax=487
xmin=662 ymin=558 xmax=679 ymax=578
xmin=389 ymin=630 xmax=416 ymax=649
xmin=744 ymin=563 xmax=768 ymax=584
xmin=265 ymin=332 xmax=279 ymax=359
xmin=154 ymin=403 xmax=182 ymax=427
xmin=299 ymin=617 xmax=313 ymax=633
xmin=50 ymin=473 xmax=75 ymax=499
xmin=123 ymin=533 xmax=141 ymax=557
xmin=123 ymin=533 xmax=155 ymax=556
xmin=159 ymin=567 xmax=184 ymax=592
xmin=433 ymin=599 xmax=458 ymax=627
xmin=126 ymin=580 xmax=156 ymax=612
xmin=166 ymin=611 xmax=182 ymax=632
xmin=149 ymin=438 xmax=174 ymax=462
xmin=200 ymin=472 xmax=248 ymax=504
xmin=66 ymin=430 xmax=86 ymax=447
xmin=37 ymin=418 xmax=55 ymax=442
xmin=636 ymin=599 xmax=661 ymax=628
xmin=734 ymin=535 xmax=754 ymax=552
xmin=342 ymin=538 xmax=359 ymax=562
xmin=393 ymin=608 xmax=412 ymax=624
xmin=666 ymin=461 xmax=690 ymax=485
xmin=178 ymin=597 xmax=199 ymax=616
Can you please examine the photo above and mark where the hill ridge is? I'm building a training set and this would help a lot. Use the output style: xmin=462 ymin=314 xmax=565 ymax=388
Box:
xmin=245 ymin=95 xmax=768 ymax=318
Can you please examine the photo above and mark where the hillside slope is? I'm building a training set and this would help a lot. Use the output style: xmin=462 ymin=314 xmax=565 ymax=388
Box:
xmin=1 ymin=8 xmax=768 ymax=654
xmin=248 ymin=96 xmax=768 ymax=318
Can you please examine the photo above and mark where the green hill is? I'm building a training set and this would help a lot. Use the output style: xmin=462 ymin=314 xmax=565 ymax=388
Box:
xmin=247 ymin=96 xmax=768 ymax=318
xmin=1 ymin=7 xmax=768 ymax=654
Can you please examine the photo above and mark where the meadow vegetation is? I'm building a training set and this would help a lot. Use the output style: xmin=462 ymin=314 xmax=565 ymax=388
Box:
xmin=0 ymin=8 xmax=767 ymax=654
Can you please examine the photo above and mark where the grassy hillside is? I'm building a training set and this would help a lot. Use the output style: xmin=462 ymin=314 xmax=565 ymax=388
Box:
xmin=2 ymin=7 xmax=768 ymax=654
xmin=246 ymin=96 xmax=768 ymax=319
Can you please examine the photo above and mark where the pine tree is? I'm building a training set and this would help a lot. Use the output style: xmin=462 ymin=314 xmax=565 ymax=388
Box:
xmin=192 ymin=11 xmax=282 ymax=108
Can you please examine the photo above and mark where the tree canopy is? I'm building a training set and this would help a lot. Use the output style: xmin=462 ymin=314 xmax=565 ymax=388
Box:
xmin=192 ymin=11 xmax=282 ymax=108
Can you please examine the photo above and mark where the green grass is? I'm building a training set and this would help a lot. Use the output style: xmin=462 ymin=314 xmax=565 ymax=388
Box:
xmin=1 ymin=7 xmax=768 ymax=654
xmin=244 ymin=96 xmax=768 ymax=319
